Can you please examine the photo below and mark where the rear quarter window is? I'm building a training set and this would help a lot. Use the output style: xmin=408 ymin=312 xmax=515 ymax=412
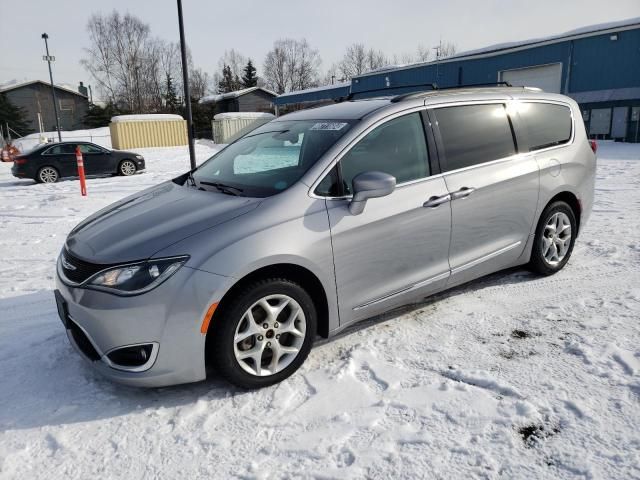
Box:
xmin=518 ymin=102 xmax=573 ymax=151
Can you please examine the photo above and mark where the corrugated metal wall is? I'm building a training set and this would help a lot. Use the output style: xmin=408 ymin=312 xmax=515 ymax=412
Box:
xmin=212 ymin=116 xmax=273 ymax=144
xmin=109 ymin=120 xmax=188 ymax=150
xmin=276 ymin=24 xmax=640 ymax=104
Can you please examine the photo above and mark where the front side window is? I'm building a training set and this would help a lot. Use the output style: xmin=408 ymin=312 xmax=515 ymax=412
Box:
xmin=337 ymin=112 xmax=429 ymax=195
xmin=435 ymin=104 xmax=516 ymax=172
xmin=517 ymin=102 xmax=572 ymax=151
xmin=194 ymin=120 xmax=355 ymax=197
xmin=78 ymin=144 xmax=104 ymax=154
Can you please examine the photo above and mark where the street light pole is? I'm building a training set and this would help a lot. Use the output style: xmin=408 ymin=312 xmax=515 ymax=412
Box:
xmin=41 ymin=33 xmax=62 ymax=142
xmin=176 ymin=0 xmax=196 ymax=170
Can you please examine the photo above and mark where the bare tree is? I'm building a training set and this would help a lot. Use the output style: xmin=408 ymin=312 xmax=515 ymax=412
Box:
xmin=338 ymin=43 xmax=388 ymax=79
xmin=438 ymin=41 xmax=458 ymax=59
xmin=189 ymin=67 xmax=210 ymax=101
xmin=82 ymin=11 xmax=202 ymax=113
xmin=263 ymin=38 xmax=321 ymax=94
xmin=415 ymin=45 xmax=431 ymax=63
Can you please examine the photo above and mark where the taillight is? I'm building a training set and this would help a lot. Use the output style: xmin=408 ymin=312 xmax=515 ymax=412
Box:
xmin=589 ymin=140 xmax=597 ymax=154
xmin=14 ymin=157 xmax=27 ymax=165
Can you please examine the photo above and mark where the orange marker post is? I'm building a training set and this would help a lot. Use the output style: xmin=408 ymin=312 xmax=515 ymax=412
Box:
xmin=75 ymin=146 xmax=87 ymax=196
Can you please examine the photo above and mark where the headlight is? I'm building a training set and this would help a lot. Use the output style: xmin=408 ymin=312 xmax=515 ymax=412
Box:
xmin=87 ymin=256 xmax=188 ymax=295
xmin=135 ymin=155 xmax=143 ymax=160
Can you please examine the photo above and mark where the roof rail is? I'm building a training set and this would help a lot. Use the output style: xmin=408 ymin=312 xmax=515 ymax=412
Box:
xmin=335 ymin=82 xmax=438 ymax=103
xmin=391 ymin=81 xmax=514 ymax=102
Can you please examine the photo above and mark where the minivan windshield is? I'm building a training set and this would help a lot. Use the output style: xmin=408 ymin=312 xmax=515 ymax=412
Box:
xmin=192 ymin=120 xmax=355 ymax=197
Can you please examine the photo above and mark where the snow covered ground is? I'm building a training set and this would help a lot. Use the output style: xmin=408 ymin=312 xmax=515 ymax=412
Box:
xmin=0 ymin=142 xmax=638 ymax=479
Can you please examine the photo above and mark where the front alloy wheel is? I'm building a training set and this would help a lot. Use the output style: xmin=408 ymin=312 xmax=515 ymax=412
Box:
xmin=119 ymin=159 xmax=137 ymax=176
xmin=208 ymin=278 xmax=316 ymax=389
xmin=234 ymin=294 xmax=306 ymax=376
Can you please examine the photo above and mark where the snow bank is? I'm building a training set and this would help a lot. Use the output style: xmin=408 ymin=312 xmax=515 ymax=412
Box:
xmin=0 ymin=142 xmax=638 ymax=478
xmin=213 ymin=112 xmax=274 ymax=120
xmin=110 ymin=114 xmax=184 ymax=123
xmin=12 ymin=127 xmax=112 ymax=152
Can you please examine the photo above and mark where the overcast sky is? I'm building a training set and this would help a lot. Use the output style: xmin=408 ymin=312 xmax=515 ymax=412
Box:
xmin=0 ymin=0 xmax=638 ymax=91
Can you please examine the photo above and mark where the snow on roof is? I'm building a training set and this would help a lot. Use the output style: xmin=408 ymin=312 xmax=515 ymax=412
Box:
xmin=277 ymin=81 xmax=351 ymax=99
xmin=199 ymin=87 xmax=277 ymax=104
xmin=110 ymin=114 xmax=184 ymax=123
xmin=0 ymin=79 xmax=88 ymax=98
xmin=213 ymin=112 xmax=274 ymax=120
xmin=356 ymin=16 xmax=640 ymax=78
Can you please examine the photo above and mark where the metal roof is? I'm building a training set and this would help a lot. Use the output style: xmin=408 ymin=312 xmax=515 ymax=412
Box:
xmin=0 ymin=80 xmax=88 ymax=98
xmin=274 ymin=99 xmax=391 ymax=121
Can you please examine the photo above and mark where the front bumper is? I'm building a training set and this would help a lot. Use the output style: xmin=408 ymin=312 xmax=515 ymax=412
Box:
xmin=55 ymin=262 xmax=231 ymax=387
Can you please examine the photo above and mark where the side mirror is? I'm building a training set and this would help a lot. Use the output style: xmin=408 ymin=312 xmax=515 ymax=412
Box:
xmin=349 ymin=171 xmax=396 ymax=215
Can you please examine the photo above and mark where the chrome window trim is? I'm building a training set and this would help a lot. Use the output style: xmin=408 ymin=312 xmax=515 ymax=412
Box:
xmin=309 ymin=98 xmax=577 ymax=200
xmin=308 ymin=105 xmax=430 ymax=200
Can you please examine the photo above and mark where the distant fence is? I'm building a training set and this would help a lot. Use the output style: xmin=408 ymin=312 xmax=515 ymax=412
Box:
xmin=110 ymin=119 xmax=188 ymax=150
xmin=212 ymin=113 xmax=274 ymax=144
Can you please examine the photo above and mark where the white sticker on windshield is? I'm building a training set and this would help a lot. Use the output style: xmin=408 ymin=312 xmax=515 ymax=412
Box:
xmin=310 ymin=122 xmax=348 ymax=131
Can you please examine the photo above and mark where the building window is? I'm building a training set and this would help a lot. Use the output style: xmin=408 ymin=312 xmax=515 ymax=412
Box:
xmin=59 ymin=99 xmax=74 ymax=111
xmin=582 ymin=110 xmax=590 ymax=121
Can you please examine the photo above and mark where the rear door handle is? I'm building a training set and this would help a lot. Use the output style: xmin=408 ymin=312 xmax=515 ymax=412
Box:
xmin=423 ymin=194 xmax=451 ymax=208
xmin=450 ymin=187 xmax=475 ymax=200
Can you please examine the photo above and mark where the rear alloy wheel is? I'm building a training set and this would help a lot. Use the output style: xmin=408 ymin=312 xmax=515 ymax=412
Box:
xmin=208 ymin=279 xmax=316 ymax=389
xmin=37 ymin=166 xmax=59 ymax=183
xmin=119 ymin=159 xmax=137 ymax=176
xmin=529 ymin=201 xmax=577 ymax=275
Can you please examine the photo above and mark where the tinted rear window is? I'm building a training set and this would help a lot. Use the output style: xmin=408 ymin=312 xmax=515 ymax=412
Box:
xmin=435 ymin=104 xmax=516 ymax=172
xmin=518 ymin=102 xmax=572 ymax=151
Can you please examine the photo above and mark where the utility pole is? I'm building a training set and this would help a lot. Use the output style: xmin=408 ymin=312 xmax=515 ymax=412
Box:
xmin=176 ymin=0 xmax=196 ymax=170
xmin=433 ymin=39 xmax=442 ymax=85
xmin=41 ymin=33 xmax=62 ymax=142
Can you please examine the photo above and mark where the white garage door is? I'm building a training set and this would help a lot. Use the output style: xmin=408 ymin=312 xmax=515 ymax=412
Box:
xmin=499 ymin=63 xmax=563 ymax=93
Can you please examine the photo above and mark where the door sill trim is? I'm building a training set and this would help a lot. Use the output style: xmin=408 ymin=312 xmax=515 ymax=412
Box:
xmin=353 ymin=272 xmax=450 ymax=311
xmin=451 ymin=241 xmax=522 ymax=275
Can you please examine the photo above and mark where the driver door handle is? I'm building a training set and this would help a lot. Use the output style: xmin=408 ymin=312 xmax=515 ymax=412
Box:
xmin=423 ymin=194 xmax=451 ymax=208
xmin=450 ymin=187 xmax=475 ymax=200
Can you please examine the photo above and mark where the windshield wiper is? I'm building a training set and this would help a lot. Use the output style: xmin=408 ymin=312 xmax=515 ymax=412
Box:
xmin=198 ymin=181 xmax=244 ymax=196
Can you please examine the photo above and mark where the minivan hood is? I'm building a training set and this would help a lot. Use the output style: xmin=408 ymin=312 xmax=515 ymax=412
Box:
xmin=66 ymin=181 xmax=261 ymax=263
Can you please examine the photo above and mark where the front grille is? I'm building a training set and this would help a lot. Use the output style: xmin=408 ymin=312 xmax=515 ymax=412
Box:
xmin=61 ymin=250 xmax=115 ymax=284
xmin=67 ymin=319 xmax=101 ymax=361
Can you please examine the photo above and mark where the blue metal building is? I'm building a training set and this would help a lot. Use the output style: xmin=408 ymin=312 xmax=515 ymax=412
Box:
xmin=275 ymin=17 xmax=640 ymax=142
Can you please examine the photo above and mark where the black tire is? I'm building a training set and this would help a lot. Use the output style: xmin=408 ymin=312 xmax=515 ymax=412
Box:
xmin=36 ymin=166 xmax=59 ymax=183
xmin=207 ymin=278 xmax=317 ymax=389
xmin=118 ymin=159 xmax=137 ymax=176
xmin=528 ymin=201 xmax=577 ymax=276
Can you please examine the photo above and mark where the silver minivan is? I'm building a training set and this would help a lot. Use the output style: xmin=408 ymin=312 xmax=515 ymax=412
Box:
xmin=55 ymin=86 xmax=596 ymax=388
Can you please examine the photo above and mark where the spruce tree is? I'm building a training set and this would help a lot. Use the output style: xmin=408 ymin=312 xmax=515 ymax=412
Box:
xmin=0 ymin=92 xmax=31 ymax=137
xmin=242 ymin=59 xmax=258 ymax=88
xmin=83 ymin=102 xmax=121 ymax=128
xmin=217 ymin=65 xmax=236 ymax=93
xmin=165 ymin=74 xmax=179 ymax=113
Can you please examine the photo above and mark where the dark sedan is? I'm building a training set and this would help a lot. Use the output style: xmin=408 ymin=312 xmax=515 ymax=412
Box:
xmin=11 ymin=142 xmax=145 ymax=183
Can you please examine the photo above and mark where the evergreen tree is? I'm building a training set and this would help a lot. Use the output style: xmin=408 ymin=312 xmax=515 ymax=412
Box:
xmin=165 ymin=74 xmax=179 ymax=113
xmin=217 ymin=65 xmax=236 ymax=93
xmin=241 ymin=59 xmax=258 ymax=88
xmin=0 ymin=92 xmax=31 ymax=137
xmin=83 ymin=102 xmax=122 ymax=128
